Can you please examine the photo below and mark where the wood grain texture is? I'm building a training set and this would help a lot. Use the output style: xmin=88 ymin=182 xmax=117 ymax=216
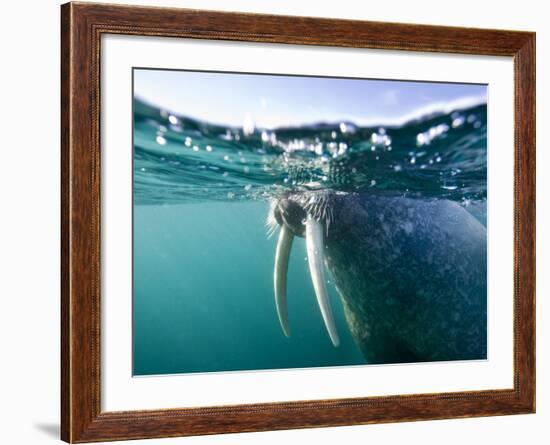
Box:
xmin=60 ymin=2 xmax=536 ymax=443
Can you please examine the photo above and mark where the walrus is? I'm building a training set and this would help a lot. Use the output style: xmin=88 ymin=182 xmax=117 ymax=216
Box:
xmin=269 ymin=191 xmax=487 ymax=364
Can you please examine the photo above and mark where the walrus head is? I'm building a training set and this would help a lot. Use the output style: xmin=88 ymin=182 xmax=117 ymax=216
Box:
xmin=267 ymin=191 xmax=344 ymax=347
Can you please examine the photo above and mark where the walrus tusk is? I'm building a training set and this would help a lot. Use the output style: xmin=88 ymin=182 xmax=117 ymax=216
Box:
xmin=305 ymin=216 xmax=340 ymax=347
xmin=274 ymin=225 xmax=293 ymax=337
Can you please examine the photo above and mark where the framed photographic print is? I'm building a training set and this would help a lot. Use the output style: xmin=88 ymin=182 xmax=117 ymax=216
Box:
xmin=61 ymin=2 xmax=535 ymax=443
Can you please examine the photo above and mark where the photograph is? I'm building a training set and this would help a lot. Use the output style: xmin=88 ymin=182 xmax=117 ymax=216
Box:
xmin=132 ymin=69 xmax=488 ymax=376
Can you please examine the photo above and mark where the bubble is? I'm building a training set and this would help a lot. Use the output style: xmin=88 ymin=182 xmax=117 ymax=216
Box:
xmin=192 ymin=145 xmax=199 ymax=152
xmin=416 ymin=133 xmax=427 ymax=145
xmin=242 ymin=113 xmax=255 ymax=136
xmin=244 ymin=184 xmax=252 ymax=191
xmin=261 ymin=131 xmax=277 ymax=144
xmin=452 ymin=116 xmax=465 ymax=128
xmin=155 ymin=135 xmax=167 ymax=145
xmin=221 ymin=130 xmax=233 ymax=141
xmin=184 ymin=137 xmax=192 ymax=147
xmin=168 ymin=115 xmax=178 ymax=125
xmin=393 ymin=165 xmax=403 ymax=172
xmin=417 ymin=124 xmax=449 ymax=146
xmin=205 ymin=145 xmax=213 ymax=152
xmin=339 ymin=122 xmax=357 ymax=134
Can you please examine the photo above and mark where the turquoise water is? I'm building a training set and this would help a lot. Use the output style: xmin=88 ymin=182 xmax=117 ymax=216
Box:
xmin=134 ymin=202 xmax=364 ymax=375
xmin=133 ymin=97 xmax=487 ymax=376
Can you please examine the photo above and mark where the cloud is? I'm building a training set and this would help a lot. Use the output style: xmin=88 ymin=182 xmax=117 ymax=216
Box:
xmin=255 ymin=94 xmax=487 ymax=129
xmin=349 ymin=94 xmax=488 ymax=128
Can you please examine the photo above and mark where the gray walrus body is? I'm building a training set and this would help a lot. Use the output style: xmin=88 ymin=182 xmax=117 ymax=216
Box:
xmin=272 ymin=192 xmax=487 ymax=364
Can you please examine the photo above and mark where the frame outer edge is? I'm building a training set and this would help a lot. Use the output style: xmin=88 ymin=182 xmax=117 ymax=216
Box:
xmin=60 ymin=2 xmax=536 ymax=442
xmin=62 ymin=2 xmax=101 ymax=442
xmin=60 ymin=2 xmax=72 ymax=442
xmin=515 ymin=33 xmax=536 ymax=413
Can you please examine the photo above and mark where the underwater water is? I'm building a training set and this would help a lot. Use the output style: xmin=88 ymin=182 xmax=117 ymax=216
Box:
xmin=133 ymin=97 xmax=487 ymax=376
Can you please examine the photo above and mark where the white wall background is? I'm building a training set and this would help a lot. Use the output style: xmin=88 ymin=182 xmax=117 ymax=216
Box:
xmin=0 ymin=0 xmax=545 ymax=444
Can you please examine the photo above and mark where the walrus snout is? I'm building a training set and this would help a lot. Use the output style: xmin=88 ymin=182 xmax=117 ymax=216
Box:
xmin=273 ymin=197 xmax=307 ymax=238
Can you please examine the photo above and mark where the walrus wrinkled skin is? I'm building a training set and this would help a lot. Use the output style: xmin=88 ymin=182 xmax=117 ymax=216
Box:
xmin=273 ymin=192 xmax=487 ymax=364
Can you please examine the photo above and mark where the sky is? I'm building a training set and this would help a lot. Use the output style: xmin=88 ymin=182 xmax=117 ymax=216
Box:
xmin=134 ymin=68 xmax=487 ymax=129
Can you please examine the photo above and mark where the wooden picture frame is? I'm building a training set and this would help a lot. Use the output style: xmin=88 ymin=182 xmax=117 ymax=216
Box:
xmin=61 ymin=2 xmax=535 ymax=442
